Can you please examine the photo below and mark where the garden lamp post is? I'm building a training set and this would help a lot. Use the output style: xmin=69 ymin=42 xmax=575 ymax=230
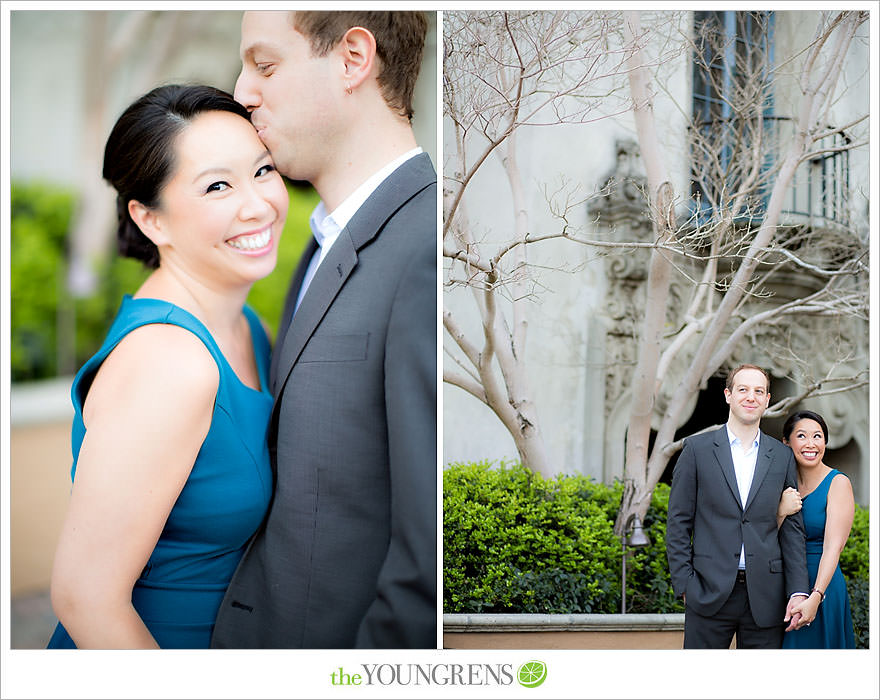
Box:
xmin=620 ymin=513 xmax=650 ymax=614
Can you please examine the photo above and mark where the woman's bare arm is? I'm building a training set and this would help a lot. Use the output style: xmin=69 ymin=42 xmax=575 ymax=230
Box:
xmin=50 ymin=324 xmax=218 ymax=648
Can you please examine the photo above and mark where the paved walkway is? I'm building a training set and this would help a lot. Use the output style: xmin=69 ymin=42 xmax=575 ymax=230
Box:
xmin=11 ymin=589 xmax=56 ymax=649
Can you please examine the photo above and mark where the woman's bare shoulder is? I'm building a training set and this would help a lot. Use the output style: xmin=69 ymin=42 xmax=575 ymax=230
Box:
xmin=829 ymin=469 xmax=853 ymax=494
xmin=84 ymin=322 xmax=219 ymax=422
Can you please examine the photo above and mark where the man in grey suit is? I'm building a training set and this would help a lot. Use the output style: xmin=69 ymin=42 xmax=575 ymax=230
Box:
xmin=211 ymin=10 xmax=436 ymax=648
xmin=666 ymin=364 xmax=810 ymax=648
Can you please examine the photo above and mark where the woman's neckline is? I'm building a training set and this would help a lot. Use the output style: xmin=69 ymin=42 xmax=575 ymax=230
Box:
xmin=799 ymin=467 xmax=835 ymax=500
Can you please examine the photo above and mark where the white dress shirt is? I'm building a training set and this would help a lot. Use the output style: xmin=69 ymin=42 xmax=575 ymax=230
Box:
xmin=293 ymin=147 xmax=424 ymax=313
xmin=727 ymin=423 xmax=759 ymax=570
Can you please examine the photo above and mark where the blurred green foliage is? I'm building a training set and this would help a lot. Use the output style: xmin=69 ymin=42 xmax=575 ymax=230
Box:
xmin=10 ymin=180 xmax=317 ymax=382
xmin=10 ymin=182 xmax=71 ymax=380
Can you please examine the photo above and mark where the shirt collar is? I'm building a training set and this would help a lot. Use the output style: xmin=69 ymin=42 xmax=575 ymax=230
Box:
xmin=308 ymin=147 xmax=423 ymax=247
xmin=726 ymin=423 xmax=760 ymax=450
xmin=308 ymin=201 xmax=340 ymax=248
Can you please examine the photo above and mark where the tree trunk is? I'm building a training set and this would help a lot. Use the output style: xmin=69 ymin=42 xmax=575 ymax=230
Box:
xmin=616 ymin=11 xmax=676 ymax=534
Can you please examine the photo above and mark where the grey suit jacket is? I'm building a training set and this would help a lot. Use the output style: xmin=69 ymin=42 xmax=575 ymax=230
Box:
xmin=211 ymin=153 xmax=437 ymax=648
xmin=666 ymin=425 xmax=809 ymax=628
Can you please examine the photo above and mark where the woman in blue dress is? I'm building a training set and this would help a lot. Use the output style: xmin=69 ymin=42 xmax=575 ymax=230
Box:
xmin=47 ymin=84 xmax=289 ymax=648
xmin=777 ymin=410 xmax=856 ymax=649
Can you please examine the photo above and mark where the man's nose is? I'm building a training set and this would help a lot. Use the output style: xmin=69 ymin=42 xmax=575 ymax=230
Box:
xmin=234 ymin=70 xmax=259 ymax=111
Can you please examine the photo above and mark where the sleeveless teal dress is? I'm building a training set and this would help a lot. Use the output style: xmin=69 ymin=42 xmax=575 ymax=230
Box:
xmin=47 ymin=295 xmax=274 ymax=649
xmin=782 ymin=469 xmax=856 ymax=649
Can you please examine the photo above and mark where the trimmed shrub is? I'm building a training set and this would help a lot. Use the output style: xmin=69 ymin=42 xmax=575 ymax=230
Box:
xmin=444 ymin=461 xmax=622 ymax=613
xmin=848 ymin=577 xmax=869 ymax=650
xmin=443 ymin=461 xmax=680 ymax=615
xmin=841 ymin=503 xmax=869 ymax=648
xmin=840 ymin=503 xmax=869 ymax=581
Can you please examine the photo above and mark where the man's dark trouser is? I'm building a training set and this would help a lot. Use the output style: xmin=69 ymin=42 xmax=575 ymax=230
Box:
xmin=684 ymin=570 xmax=785 ymax=649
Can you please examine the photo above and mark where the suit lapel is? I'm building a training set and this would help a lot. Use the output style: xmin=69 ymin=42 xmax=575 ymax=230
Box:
xmin=273 ymin=231 xmax=358 ymax=390
xmin=270 ymin=237 xmax=319 ymax=393
xmin=713 ymin=426 xmax=743 ymax=510
xmin=744 ymin=431 xmax=773 ymax=511
xmin=344 ymin=151 xmax=435 ymax=250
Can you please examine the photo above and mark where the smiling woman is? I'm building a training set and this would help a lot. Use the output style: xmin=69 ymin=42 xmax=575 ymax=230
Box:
xmin=779 ymin=410 xmax=856 ymax=649
xmin=47 ymin=83 xmax=289 ymax=649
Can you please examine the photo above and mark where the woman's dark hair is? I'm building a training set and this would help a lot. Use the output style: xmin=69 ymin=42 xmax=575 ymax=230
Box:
xmin=782 ymin=409 xmax=829 ymax=443
xmin=102 ymin=84 xmax=250 ymax=268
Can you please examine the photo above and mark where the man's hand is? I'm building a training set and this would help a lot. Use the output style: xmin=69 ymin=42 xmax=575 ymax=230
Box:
xmin=784 ymin=594 xmax=808 ymax=632
xmin=790 ymin=592 xmax=820 ymax=629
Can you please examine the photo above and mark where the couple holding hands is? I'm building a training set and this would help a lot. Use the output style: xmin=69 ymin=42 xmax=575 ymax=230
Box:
xmin=47 ymin=11 xmax=436 ymax=649
xmin=667 ymin=364 xmax=856 ymax=649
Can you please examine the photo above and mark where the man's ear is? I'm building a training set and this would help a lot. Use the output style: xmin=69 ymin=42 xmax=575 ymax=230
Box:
xmin=339 ymin=26 xmax=377 ymax=92
xmin=128 ymin=199 xmax=169 ymax=247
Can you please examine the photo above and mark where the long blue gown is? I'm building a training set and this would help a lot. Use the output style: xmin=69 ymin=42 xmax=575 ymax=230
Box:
xmin=47 ymin=295 xmax=273 ymax=649
xmin=782 ymin=468 xmax=856 ymax=649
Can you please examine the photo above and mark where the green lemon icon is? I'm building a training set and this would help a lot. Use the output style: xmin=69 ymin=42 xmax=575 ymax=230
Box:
xmin=517 ymin=660 xmax=547 ymax=688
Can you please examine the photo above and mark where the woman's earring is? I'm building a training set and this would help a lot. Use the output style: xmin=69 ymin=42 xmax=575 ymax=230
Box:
xmin=346 ymin=83 xmax=352 ymax=95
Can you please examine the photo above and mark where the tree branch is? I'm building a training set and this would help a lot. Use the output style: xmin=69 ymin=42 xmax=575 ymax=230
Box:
xmin=443 ymin=368 xmax=489 ymax=403
xmin=443 ymin=307 xmax=481 ymax=369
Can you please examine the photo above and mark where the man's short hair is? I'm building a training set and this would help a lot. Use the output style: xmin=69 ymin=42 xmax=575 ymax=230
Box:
xmin=725 ymin=364 xmax=771 ymax=391
xmin=291 ymin=11 xmax=427 ymax=121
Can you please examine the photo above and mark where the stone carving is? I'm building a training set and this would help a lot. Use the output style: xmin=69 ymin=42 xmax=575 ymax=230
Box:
xmin=592 ymin=140 xmax=652 ymax=422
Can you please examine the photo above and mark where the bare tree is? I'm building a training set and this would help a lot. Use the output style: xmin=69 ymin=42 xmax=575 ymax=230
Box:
xmin=444 ymin=9 xmax=662 ymax=477
xmin=443 ymin=10 xmax=869 ymax=527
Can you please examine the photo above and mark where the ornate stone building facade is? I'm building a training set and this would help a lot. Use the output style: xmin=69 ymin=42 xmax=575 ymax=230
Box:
xmin=591 ymin=139 xmax=869 ymax=503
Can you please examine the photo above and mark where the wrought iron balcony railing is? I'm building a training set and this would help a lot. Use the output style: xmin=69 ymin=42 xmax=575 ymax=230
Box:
xmin=689 ymin=115 xmax=856 ymax=231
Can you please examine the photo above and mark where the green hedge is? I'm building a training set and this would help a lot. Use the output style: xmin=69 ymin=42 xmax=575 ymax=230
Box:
xmin=840 ymin=503 xmax=870 ymax=648
xmin=443 ymin=461 xmax=677 ymax=615
xmin=11 ymin=180 xmax=317 ymax=382
xmin=443 ymin=460 xmax=869 ymax=648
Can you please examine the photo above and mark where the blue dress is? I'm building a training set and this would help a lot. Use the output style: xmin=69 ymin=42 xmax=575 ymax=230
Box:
xmin=47 ymin=295 xmax=274 ymax=649
xmin=783 ymin=468 xmax=855 ymax=649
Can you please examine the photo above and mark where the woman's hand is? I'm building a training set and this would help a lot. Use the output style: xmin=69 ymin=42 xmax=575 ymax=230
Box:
xmin=777 ymin=486 xmax=802 ymax=519
xmin=793 ymin=591 xmax=821 ymax=628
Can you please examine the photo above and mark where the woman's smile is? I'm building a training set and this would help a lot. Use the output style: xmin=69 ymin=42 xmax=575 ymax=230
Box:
xmin=226 ymin=224 xmax=274 ymax=254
